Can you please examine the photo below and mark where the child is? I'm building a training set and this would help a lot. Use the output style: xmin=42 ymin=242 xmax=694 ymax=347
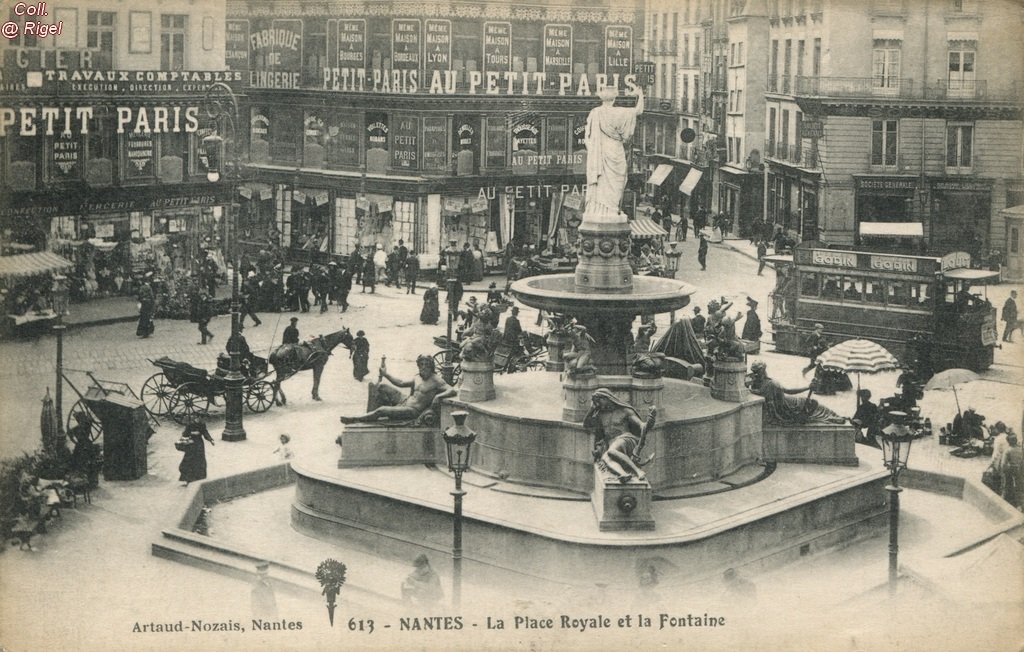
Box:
xmin=273 ymin=434 xmax=294 ymax=461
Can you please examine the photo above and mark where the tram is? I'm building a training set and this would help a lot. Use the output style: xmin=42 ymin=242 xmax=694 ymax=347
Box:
xmin=768 ymin=245 xmax=999 ymax=373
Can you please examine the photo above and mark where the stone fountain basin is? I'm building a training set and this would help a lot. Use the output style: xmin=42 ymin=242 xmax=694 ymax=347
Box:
xmin=510 ymin=273 xmax=695 ymax=315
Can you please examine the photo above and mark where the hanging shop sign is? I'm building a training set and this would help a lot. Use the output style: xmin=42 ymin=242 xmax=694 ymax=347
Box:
xmin=483 ymin=22 xmax=511 ymax=73
xmin=365 ymin=112 xmax=389 ymax=152
xmin=604 ymin=26 xmax=633 ymax=79
xmin=543 ymin=24 xmax=572 ymax=75
xmin=225 ymin=21 xmax=250 ymax=71
xmin=392 ymin=19 xmax=421 ymax=70
xmin=421 ymin=116 xmax=448 ymax=172
xmin=391 ymin=115 xmax=419 ymax=170
xmin=0 ymin=185 xmax=229 ymax=219
xmin=337 ymin=19 xmax=366 ymax=67
xmin=321 ymin=68 xmax=638 ymax=96
xmin=50 ymin=132 xmax=80 ymax=179
xmin=424 ymin=19 xmax=451 ymax=74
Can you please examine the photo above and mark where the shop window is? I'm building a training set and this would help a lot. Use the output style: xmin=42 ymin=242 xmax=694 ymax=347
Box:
xmin=872 ymin=42 xmax=901 ymax=93
xmin=421 ymin=117 xmax=448 ymax=172
xmin=511 ymin=23 xmax=541 ymax=73
xmin=304 ymin=110 xmax=327 ymax=169
xmin=304 ymin=20 xmax=328 ymax=88
xmin=913 ymin=282 xmax=934 ymax=307
xmin=291 ymin=191 xmax=330 ymax=251
xmin=160 ymin=15 xmax=187 ymax=71
xmin=270 ymin=107 xmax=302 ymax=165
xmin=85 ymin=114 xmax=116 ymax=186
xmin=485 ymin=116 xmax=507 ymax=169
xmin=820 ymin=274 xmax=842 ymax=299
xmin=887 ymin=281 xmax=910 ymax=306
xmin=87 ymin=11 xmax=115 ymax=67
xmin=393 ymin=200 xmax=416 ymax=249
xmin=799 ymin=272 xmax=819 ymax=296
xmin=7 ymin=130 xmax=37 ymax=191
xmin=1011 ymin=227 xmax=1020 ymax=255
xmin=946 ymin=122 xmax=973 ymax=171
xmin=368 ymin=17 xmax=392 ymax=72
xmin=334 ymin=197 xmax=357 ymax=255
xmin=158 ymin=132 xmax=189 ymax=183
xmin=871 ymin=119 xmax=898 ymax=167
xmin=453 ymin=20 xmax=481 ymax=74
xmin=9 ymin=7 xmax=37 ymax=47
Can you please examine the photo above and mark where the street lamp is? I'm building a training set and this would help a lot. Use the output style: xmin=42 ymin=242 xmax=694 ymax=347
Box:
xmin=442 ymin=243 xmax=462 ymax=386
xmin=202 ymin=82 xmax=245 ymax=442
xmin=874 ymin=410 xmax=921 ymax=595
xmin=442 ymin=410 xmax=476 ymax=608
xmin=51 ymin=274 xmax=69 ymax=437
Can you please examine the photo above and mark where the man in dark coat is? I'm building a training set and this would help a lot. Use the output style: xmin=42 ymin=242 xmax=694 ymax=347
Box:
xmin=385 ymin=246 xmax=400 ymax=287
xmin=756 ymin=241 xmax=768 ymax=276
xmin=282 ymin=317 xmax=300 ymax=345
xmin=312 ymin=266 xmax=330 ymax=313
xmin=397 ymin=239 xmax=409 ymax=286
xmin=802 ymin=323 xmax=828 ymax=375
xmin=336 ymin=265 xmax=352 ymax=312
xmin=1002 ymin=290 xmax=1018 ymax=342
xmin=697 ymin=234 xmax=708 ymax=271
xmin=406 ymin=251 xmax=420 ymax=294
xmin=459 ymin=242 xmax=474 ymax=284
xmin=295 ymin=268 xmax=311 ymax=312
xmin=200 ymin=251 xmax=219 ymax=297
xmin=136 ymin=274 xmax=156 ymax=338
xmin=194 ymin=290 xmax=214 ymax=345
xmin=240 ymin=272 xmax=262 ymax=327
xmin=348 ymin=248 xmax=364 ymax=286
xmin=361 ymin=255 xmax=376 ymax=293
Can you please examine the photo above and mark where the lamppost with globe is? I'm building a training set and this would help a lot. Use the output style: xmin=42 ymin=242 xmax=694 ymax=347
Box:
xmin=442 ymin=410 xmax=476 ymax=608
xmin=200 ymin=82 xmax=246 ymax=442
xmin=875 ymin=410 xmax=922 ymax=595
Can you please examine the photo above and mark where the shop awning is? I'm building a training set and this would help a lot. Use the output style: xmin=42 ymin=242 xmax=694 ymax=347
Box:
xmin=859 ymin=222 xmax=924 ymax=237
xmin=629 ymin=217 xmax=669 ymax=238
xmin=0 ymin=251 xmax=74 ymax=280
xmin=679 ymin=168 xmax=703 ymax=195
xmin=647 ymin=164 xmax=674 ymax=186
xmin=943 ymin=268 xmax=1001 ymax=282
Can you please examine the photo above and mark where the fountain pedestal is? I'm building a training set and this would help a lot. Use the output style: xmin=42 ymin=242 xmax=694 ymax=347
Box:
xmin=562 ymin=372 xmax=599 ymax=422
xmin=591 ymin=472 xmax=655 ymax=531
xmin=459 ymin=360 xmax=496 ymax=402
xmin=545 ymin=330 xmax=570 ymax=372
xmin=574 ymin=221 xmax=633 ymax=294
xmin=710 ymin=359 xmax=749 ymax=402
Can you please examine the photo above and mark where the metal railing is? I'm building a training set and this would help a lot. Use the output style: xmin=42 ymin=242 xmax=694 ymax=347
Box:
xmin=795 ymin=76 xmax=1022 ymax=102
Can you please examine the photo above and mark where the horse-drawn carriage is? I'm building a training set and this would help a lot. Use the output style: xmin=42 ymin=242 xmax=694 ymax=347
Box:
xmin=434 ymin=330 xmax=548 ymax=379
xmin=140 ymin=356 xmax=275 ymax=423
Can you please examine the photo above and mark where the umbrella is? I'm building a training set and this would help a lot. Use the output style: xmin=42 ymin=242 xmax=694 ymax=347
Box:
xmin=40 ymin=387 xmax=62 ymax=454
xmin=816 ymin=338 xmax=899 ymax=398
xmin=924 ymin=368 xmax=981 ymax=415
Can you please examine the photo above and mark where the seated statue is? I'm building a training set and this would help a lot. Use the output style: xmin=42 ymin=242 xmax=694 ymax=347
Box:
xmin=584 ymin=388 xmax=657 ymax=483
xmin=706 ymin=301 xmax=746 ymax=363
xmin=340 ymin=355 xmax=456 ymax=426
xmin=459 ymin=304 xmax=502 ymax=363
xmin=631 ymin=351 xmax=666 ymax=378
xmin=563 ymin=324 xmax=597 ymax=377
xmin=746 ymin=361 xmax=844 ymax=426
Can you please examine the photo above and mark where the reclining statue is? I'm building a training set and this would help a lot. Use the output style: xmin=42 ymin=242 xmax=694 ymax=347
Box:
xmin=584 ymin=388 xmax=657 ymax=483
xmin=746 ymin=361 xmax=844 ymax=426
xmin=340 ymin=355 xmax=456 ymax=426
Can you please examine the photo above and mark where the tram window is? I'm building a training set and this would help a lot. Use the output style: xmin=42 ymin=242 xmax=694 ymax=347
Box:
xmin=821 ymin=275 xmax=842 ymax=299
xmin=842 ymin=278 xmax=864 ymax=301
xmin=888 ymin=281 xmax=910 ymax=306
xmin=800 ymin=272 xmax=819 ymax=297
xmin=911 ymin=283 xmax=933 ymax=306
xmin=865 ymin=280 xmax=885 ymax=303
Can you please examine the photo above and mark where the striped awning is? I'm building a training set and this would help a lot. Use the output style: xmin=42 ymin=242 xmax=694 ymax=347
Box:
xmin=629 ymin=217 xmax=669 ymax=238
xmin=0 ymin=251 xmax=74 ymax=280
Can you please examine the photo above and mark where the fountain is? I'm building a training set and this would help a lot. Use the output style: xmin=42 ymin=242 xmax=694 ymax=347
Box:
xmin=290 ymin=87 xmax=886 ymax=591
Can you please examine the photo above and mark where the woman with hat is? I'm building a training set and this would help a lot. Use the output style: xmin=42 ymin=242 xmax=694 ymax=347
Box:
xmin=351 ymin=330 xmax=370 ymax=381
xmin=741 ymin=297 xmax=762 ymax=344
xmin=176 ymin=416 xmax=214 ymax=486
xmin=420 ymin=283 xmax=440 ymax=325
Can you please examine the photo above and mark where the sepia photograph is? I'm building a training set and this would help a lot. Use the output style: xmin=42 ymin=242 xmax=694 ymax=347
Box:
xmin=0 ymin=0 xmax=1022 ymax=649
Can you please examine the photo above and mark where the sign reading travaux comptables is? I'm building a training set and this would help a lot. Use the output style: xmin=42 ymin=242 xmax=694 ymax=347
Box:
xmin=9 ymin=70 xmax=243 ymax=94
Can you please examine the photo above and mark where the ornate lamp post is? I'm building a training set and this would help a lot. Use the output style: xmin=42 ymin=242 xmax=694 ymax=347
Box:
xmin=442 ymin=410 xmax=476 ymax=608
xmin=51 ymin=274 xmax=69 ymax=436
xmin=202 ymin=82 xmax=245 ymax=442
xmin=875 ymin=411 xmax=921 ymax=595
xmin=442 ymin=243 xmax=462 ymax=386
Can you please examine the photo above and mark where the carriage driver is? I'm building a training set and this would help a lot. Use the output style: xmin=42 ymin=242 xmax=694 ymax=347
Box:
xmin=339 ymin=355 xmax=456 ymax=424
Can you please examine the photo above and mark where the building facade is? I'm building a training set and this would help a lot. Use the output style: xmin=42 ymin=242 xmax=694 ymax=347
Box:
xmin=1 ymin=0 xmax=231 ymax=306
xmin=764 ymin=0 xmax=1023 ymax=259
xmin=227 ymin=0 xmax=643 ymax=269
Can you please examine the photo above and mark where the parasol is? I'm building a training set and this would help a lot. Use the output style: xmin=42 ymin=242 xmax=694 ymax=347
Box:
xmin=40 ymin=387 xmax=62 ymax=454
xmin=816 ymin=338 xmax=899 ymax=398
xmin=924 ymin=368 xmax=981 ymax=415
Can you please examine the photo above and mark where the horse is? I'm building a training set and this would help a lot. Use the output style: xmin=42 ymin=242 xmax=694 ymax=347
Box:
xmin=268 ymin=327 xmax=353 ymax=405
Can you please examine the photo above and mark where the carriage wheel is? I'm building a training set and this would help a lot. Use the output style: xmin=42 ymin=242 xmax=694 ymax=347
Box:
xmin=140 ymin=373 xmax=175 ymax=417
xmin=66 ymin=400 xmax=103 ymax=442
xmin=526 ymin=360 xmax=546 ymax=372
xmin=244 ymin=381 xmax=275 ymax=414
xmin=170 ymin=383 xmax=210 ymax=424
xmin=432 ymin=350 xmax=450 ymax=369
xmin=451 ymin=364 xmax=463 ymax=386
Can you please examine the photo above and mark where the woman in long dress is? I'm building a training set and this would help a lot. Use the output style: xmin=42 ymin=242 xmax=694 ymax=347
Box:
xmin=420 ymin=284 xmax=440 ymax=325
xmin=177 ymin=418 xmax=214 ymax=486
xmin=351 ymin=330 xmax=370 ymax=381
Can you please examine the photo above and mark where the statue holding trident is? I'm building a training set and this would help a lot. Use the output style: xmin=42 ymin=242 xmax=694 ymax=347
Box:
xmin=584 ymin=85 xmax=645 ymax=222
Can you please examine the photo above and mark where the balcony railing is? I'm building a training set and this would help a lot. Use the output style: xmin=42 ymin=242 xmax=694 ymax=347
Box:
xmin=795 ymin=76 xmax=1022 ymax=102
xmin=767 ymin=74 xmax=778 ymax=93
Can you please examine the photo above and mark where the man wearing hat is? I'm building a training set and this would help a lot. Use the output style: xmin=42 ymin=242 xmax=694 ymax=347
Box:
xmin=405 ymin=251 xmax=420 ymax=295
xmin=664 ymin=241 xmax=681 ymax=276
xmin=741 ymin=297 xmax=762 ymax=343
xmin=802 ymin=323 xmax=828 ymax=375
xmin=240 ymin=271 xmax=262 ymax=328
xmin=282 ymin=317 xmax=300 ymax=345
xmin=697 ymin=233 xmax=709 ymax=271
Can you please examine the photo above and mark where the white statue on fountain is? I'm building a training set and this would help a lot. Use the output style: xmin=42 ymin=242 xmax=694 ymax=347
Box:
xmin=583 ymin=84 xmax=645 ymax=224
